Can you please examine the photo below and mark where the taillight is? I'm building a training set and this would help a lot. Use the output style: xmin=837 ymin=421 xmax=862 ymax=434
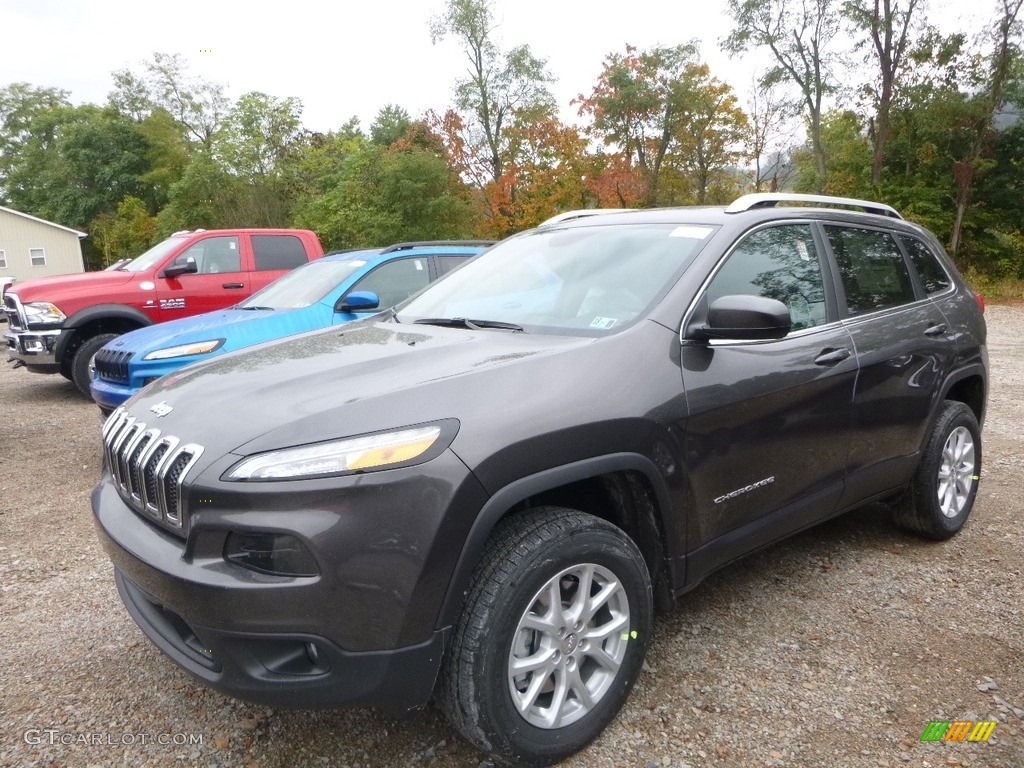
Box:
xmin=975 ymin=292 xmax=986 ymax=314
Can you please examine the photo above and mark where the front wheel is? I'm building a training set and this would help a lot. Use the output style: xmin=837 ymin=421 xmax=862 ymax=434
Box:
xmin=440 ymin=508 xmax=652 ymax=766
xmin=70 ymin=333 xmax=118 ymax=398
xmin=893 ymin=400 xmax=982 ymax=540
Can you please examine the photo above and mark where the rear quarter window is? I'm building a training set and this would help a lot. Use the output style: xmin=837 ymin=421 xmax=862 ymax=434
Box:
xmin=901 ymin=236 xmax=952 ymax=294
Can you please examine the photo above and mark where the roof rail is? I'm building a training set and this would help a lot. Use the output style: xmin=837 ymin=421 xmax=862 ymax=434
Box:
xmin=726 ymin=193 xmax=903 ymax=220
xmin=380 ymin=240 xmax=496 ymax=253
xmin=539 ymin=209 xmax=634 ymax=226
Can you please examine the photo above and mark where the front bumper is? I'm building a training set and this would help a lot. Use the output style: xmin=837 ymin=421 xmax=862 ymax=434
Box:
xmin=90 ymin=376 xmax=135 ymax=409
xmin=92 ymin=449 xmax=489 ymax=712
xmin=4 ymin=327 xmax=60 ymax=371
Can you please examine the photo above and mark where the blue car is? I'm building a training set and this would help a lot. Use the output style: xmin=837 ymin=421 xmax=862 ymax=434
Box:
xmin=90 ymin=241 xmax=490 ymax=412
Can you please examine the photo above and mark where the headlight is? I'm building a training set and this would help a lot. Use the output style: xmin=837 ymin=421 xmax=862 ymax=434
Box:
xmin=226 ymin=425 xmax=443 ymax=480
xmin=143 ymin=339 xmax=224 ymax=360
xmin=23 ymin=302 xmax=66 ymax=325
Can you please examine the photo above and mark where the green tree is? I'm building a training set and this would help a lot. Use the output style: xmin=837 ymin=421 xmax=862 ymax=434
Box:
xmin=370 ymin=104 xmax=414 ymax=146
xmin=216 ymin=92 xmax=303 ymax=178
xmin=92 ymin=196 xmax=157 ymax=265
xmin=430 ymin=0 xmax=555 ymax=187
xmin=725 ymin=0 xmax=841 ymax=191
xmin=0 ymin=83 xmax=70 ymax=202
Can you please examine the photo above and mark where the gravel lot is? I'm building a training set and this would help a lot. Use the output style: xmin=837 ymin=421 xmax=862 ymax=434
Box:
xmin=1 ymin=306 xmax=1022 ymax=768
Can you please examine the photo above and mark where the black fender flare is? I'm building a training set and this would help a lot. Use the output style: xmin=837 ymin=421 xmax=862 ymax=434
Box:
xmin=436 ymin=452 xmax=673 ymax=630
xmin=55 ymin=304 xmax=152 ymax=363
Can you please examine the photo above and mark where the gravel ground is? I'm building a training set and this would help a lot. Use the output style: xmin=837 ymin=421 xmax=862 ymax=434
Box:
xmin=1 ymin=306 xmax=1022 ymax=768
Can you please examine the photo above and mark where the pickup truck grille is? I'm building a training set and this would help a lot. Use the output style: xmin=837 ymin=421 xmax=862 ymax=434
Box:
xmin=3 ymin=293 xmax=24 ymax=330
xmin=102 ymin=407 xmax=204 ymax=535
xmin=95 ymin=348 xmax=132 ymax=382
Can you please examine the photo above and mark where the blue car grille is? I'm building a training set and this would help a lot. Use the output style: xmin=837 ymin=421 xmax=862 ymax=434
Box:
xmin=95 ymin=348 xmax=133 ymax=383
xmin=101 ymin=407 xmax=204 ymax=536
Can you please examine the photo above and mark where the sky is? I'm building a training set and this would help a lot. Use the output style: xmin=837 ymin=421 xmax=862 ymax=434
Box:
xmin=0 ymin=0 xmax=993 ymax=135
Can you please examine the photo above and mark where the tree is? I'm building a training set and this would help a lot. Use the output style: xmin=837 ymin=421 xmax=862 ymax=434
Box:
xmin=746 ymin=81 xmax=798 ymax=191
xmin=0 ymin=83 xmax=70 ymax=201
xmin=216 ymin=92 xmax=303 ymax=178
xmin=370 ymin=104 xmax=414 ymax=146
xmin=92 ymin=196 xmax=157 ymax=265
xmin=725 ymin=0 xmax=842 ymax=191
xmin=430 ymin=0 xmax=555 ymax=186
xmin=949 ymin=0 xmax=1023 ymax=257
xmin=844 ymin=0 xmax=924 ymax=185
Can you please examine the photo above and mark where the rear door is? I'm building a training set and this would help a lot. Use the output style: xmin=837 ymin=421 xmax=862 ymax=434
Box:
xmin=681 ymin=222 xmax=858 ymax=574
xmin=822 ymin=223 xmax=960 ymax=506
xmin=154 ymin=234 xmax=247 ymax=320
xmin=249 ymin=234 xmax=314 ymax=292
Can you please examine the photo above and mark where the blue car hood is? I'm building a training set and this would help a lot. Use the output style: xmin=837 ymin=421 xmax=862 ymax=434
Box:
xmin=105 ymin=306 xmax=332 ymax=357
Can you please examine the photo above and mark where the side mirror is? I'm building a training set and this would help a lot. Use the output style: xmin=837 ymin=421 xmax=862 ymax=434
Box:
xmin=162 ymin=255 xmax=198 ymax=279
xmin=686 ymin=295 xmax=791 ymax=341
xmin=336 ymin=290 xmax=380 ymax=313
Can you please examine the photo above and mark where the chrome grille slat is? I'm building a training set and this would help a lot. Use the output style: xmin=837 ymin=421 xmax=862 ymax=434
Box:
xmin=101 ymin=408 xmax=204 ymax=535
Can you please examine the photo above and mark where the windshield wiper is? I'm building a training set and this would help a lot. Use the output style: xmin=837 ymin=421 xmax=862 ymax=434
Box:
xmin=413 ymin=317 xmax=524 ymax=332
xmin=235 ymin=305 xmax=275 ymax=311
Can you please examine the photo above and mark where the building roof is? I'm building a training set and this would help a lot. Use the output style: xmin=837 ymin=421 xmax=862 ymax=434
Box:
xmin=0 ymin=205 xmax=88 ymax=238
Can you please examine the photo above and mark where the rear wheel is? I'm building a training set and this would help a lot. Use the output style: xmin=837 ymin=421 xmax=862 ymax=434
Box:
xmin=70 ymin=333 xmax=118 ymax=398
xmin=893 ymin=400 xmax=982 ymax=540
xmin=440 ymin=508 xmax=652 ymax=766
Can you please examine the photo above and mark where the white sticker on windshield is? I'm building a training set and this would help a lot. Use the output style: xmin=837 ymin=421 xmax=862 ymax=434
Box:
xmin=590 ymin=316 xmax=618 ymax=329
xmin=669 ymin=226 xmax=713 ymax=239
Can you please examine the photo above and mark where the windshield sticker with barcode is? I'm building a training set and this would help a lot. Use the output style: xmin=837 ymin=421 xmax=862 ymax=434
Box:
xmin=590 ymin=316 xmax=618 ymax=329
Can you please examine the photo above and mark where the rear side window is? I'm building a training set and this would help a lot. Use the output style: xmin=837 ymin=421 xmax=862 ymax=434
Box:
xmin=252 ymin=235 xmax=309 ymax=271
xmin=708 ymin=224 xmax=827 ymax=331
xmin=437 ymin=254 xmax=470 ymax=276
xmin=824 ymin=226 xmax=915 ymax=315
xmin=901 ymin=236 xmax=952 ymax=294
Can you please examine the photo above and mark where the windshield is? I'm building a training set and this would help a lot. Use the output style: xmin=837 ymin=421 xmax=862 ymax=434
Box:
xmin=237 ymin=258 xmax=372 ymax=310
xmin=121 ymin=237 xmax=188 ymax=273
xmin=399 ymin=223 xmax=715 ymax=334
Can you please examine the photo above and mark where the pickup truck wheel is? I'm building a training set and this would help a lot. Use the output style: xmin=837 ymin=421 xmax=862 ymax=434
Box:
xmin=440 ymin=508 xmax=652 ymax=766
xmin=70 ymin=333 xmax=118 ymax=398
xmin=893 ymin=400 xmax=982 ymax=540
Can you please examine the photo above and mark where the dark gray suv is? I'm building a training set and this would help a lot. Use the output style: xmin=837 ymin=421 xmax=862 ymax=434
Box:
xmin=93 ymin=194 xmax=986 ymax=766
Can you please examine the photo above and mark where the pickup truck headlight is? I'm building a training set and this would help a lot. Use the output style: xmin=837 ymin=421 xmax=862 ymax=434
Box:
xmin=144 ymin=339 xmax=225 ymax=360
xmin=23 ymin=302 xmax=66 ymax=325
xmin=226 ymin=425 xmax=443 ymax=480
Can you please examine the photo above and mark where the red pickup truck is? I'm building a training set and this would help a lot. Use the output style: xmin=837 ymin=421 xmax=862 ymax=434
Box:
xmin=3 ymin=228 xmax=324 ymax=395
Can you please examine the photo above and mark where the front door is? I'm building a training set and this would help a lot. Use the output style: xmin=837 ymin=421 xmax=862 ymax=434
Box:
xmin=155 ymin=235 xmax=249 ymax=320
xmin=680 ymin=222 xmax=858 ymax=578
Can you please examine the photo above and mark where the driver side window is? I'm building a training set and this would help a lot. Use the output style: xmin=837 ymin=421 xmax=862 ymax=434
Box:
xmin=178 ymin=236 xmax=241 ymax=275
xmin=707 ymin=224 xmax=827 ymax=331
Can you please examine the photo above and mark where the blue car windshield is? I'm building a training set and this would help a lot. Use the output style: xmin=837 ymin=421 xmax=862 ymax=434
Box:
xmin=399 ymin=223 xmax=715 ymax=334
xmin=237 ymin=259 xmax=370 ymax=310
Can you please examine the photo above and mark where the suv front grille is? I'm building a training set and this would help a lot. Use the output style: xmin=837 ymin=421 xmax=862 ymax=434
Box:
xmin=95 ymin=348 xmax=133 ymax=382
xmin=102 ymin=407 xmax=204 ymax=535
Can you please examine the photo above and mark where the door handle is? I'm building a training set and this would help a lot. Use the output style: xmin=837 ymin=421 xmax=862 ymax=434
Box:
xmin=924 ymin=323 xmax=947 ymax=336
xmin=222 ymin=282 xmax=245 ymax=289
xmin=814 ymin=348 xmax=852 ymax=366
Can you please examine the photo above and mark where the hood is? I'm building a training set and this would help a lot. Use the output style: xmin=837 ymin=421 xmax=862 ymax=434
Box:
xmin=8 ymin=270 xmax=134 ymax=304
xmin=105 ymin=306 xmax=332 ymax=357
xmin=124 ymin=319 xmax=592 ymax=461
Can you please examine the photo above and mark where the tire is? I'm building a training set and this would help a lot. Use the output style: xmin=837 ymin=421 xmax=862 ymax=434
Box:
xmin=440 ymin=507 xmax=652 ymax=767
xmin=70 ymin=333 xmax=118 ymax=398
xmin=893 ymin=400 xmax=982 ymax=540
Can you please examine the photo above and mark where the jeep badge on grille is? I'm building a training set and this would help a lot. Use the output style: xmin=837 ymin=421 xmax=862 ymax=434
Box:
xmin=150 ymin=401 xmax=173 ymax=417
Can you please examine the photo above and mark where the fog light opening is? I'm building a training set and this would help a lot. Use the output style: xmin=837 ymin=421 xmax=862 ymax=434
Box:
xmin=223 ymin=531 xmax=320 ymax=577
